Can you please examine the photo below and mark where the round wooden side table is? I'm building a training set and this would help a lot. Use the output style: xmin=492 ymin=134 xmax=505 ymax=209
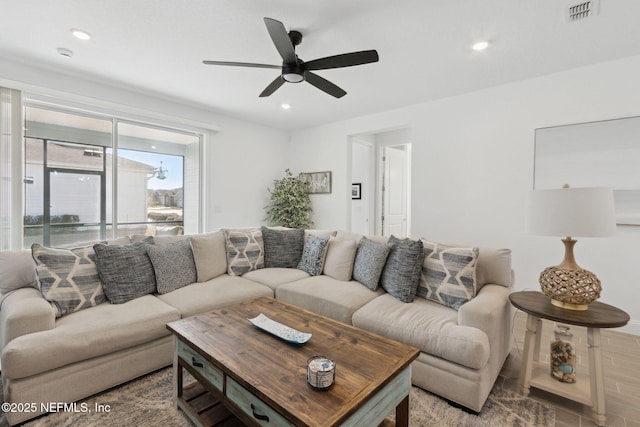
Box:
xmin=509 ymin=291 xmax=629 ymax=427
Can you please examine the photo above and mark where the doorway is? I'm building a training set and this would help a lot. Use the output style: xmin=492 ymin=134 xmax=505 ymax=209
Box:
xmin=350 ymin=128 xmax=411 ymax=237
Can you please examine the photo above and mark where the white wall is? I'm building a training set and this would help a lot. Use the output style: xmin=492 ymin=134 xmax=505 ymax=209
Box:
xmin=206 ymin=115 xmax=289 ymax=229
xmin=290 ymin=54 xmax=640 ymax=335
xmin=0 ymin=57 xmax=290 ymax=232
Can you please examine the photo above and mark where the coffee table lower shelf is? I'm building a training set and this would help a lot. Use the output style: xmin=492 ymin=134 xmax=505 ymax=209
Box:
xmin=178 ymin=380 xmax=243 ymax=427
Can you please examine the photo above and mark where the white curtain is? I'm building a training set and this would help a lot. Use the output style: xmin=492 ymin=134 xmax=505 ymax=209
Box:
xmin=0 ymin=87 xmax=23 ymax=250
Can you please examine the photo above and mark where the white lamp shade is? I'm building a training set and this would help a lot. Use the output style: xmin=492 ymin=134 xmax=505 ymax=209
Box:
xmin=527 ymin=187 xmax=616 ymax=237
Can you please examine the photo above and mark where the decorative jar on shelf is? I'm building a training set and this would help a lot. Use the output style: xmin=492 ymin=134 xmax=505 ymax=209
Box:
xmin=550 ymin=324 xmax=576 ymax=383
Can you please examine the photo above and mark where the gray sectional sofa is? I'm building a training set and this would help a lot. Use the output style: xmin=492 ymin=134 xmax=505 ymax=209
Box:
xmin=0 ymin=227 xmax=512 ymax=425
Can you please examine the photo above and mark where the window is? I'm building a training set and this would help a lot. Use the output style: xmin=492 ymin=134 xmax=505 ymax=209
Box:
xmin=23 ymin=104 xmax=201 ymax=248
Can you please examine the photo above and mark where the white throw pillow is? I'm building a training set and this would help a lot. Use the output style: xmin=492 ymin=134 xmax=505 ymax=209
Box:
xmin=190 ymin=231 xmax=228 ymax=281
xmin=322 ymin=238 xmax=357 ymax=281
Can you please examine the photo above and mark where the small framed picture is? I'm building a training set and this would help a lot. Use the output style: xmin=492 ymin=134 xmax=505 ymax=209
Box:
xmin=352 ymin=183 xmax=362 ymax=200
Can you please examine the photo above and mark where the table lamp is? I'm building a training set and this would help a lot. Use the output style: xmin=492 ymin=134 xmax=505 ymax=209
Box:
xmin=527 ymin=185 xmax=616 ymax=310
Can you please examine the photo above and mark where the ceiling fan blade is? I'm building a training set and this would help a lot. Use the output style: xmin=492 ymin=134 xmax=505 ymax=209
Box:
xmin=264 ymin=18 xmax=297 ymax=64
xmin=304 ymin=50 xmax=379 ymax=71
xmin=203 ymin=60 xmax=280 ymax=69
xmin=259 ymin=76 xmax=285 ymax=97
xmin=305 ymin=72 xmax=346 ymax=98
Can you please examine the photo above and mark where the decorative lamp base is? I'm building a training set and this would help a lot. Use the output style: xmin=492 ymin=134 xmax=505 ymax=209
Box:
xmin=539 ymin=266 xmax=601 ymax=311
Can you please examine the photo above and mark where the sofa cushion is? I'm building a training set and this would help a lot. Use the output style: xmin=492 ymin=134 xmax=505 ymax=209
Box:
xmin=1 ymin=294 xmax=180 ymax=379
xmin=352 ymin=237 xmax=394 ymax=290
xmin=156 ymin=275 xmax=273 ymax=318
xmin=242 ymin=268 xmax=310 ymax=291
xmin=418 ymin=240 xmax=479 ymax=310
xmin=297 ymin=235 xmax=329 ymax=276
xmin=276 ymin=276 xmax=384 ymax=325
xmin=0 ymin=250 xmax=38 ymax=294
xmin=352 ymin=294 xmax=490 ymax=370
xmin=380 ymin=236 xmax=424 ymax=303
xmin=225 ymin=228 xmax=265 ymax=276
xmin=153 ymin=234 xmax=189 ymax=244
xmin=31 ymin=243 xmax=107 ymax=318
xmin=304 ymin=229 xmax=337 ymax=241
xmin=94 ymin=237 xmax=156 ymax=304
xmin=323 ymin=238 xmax=357 ymax=281
xmin=189 ymin=230 xmax=228 ymax=282
xmin=261 ymin=227 xmax=305 ymax=268
xmin=146 ymin=239 xmax=197 ymax=294
xmin=476 ymin=248 xmax=512 ymax=290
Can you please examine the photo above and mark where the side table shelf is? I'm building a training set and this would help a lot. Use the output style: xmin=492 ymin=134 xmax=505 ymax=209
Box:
xmin=509 ymin=291 xmax=629 ymax=427
xmin=528 ymin=364 xmax=591 ymax=406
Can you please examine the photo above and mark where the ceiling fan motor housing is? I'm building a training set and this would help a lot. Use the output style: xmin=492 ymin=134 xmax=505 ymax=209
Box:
xmin=288 ymin=30 xmax=303 ymax=46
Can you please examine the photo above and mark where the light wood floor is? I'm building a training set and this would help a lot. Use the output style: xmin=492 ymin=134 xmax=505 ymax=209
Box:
xmin=497 ymin=311 xmax=640 ymax=427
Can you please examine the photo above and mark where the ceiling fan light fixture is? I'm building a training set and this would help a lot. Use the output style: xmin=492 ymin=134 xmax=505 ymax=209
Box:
xmin=283 ymin=73 xmax=304 ymax=83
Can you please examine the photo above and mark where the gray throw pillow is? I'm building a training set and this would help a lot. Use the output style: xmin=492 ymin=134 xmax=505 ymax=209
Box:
xmin=297 ymin=235 xmax=329 ymax=276
xmin=146 ymin=239 xmax=197 ymax=294
xmin=352 ymin=237 xmax=395 ymax=291
xmin=261 ymin=227 xmax=305 ymax=268
xmin=380 ymin=236 xmax=424 ymax=303
xmin=418 ymin=240 xmax=479 ymax=310
xmin=31 ymin=243 xmax=107 ymax=317
xmin=94 ymin=237 xmax=156 ymax=304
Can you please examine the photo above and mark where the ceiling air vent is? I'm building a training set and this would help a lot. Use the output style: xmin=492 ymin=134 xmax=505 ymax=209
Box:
xmin=565 ymin=0 xmax=600 ymax=22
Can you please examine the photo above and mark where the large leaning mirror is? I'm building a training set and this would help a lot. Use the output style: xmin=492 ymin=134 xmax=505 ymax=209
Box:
xmin=534 ymin=116 xmax=640 ymax=225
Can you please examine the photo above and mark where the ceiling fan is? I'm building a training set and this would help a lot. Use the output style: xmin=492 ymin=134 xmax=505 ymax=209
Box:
xmin=203 ymin=18 xmax=379 ymax=98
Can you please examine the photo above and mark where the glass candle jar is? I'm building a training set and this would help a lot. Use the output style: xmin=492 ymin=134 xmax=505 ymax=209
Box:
xmin=550 ymin=324 xmax=576 ymax=383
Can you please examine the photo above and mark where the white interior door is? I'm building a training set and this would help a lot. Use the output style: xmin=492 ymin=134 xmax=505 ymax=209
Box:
xmin=381 ymin=146 xmax=407 ymax=236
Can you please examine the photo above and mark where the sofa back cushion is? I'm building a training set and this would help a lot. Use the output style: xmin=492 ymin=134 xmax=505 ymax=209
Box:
xmin=304 ymin=229 xmax=337 ymax=242
xmin=94 ymin=237 xmax=157 ymax=304
xmin=190 ymin=231 xmax=228 ymax=282
xmin=322 ymin=238 xmax=358 ymax=281
xmin=225 ymin=228 xmax=264 ymax=276
xmin=476 ymin=248 xmax=512 ymax=289
xmin=146 ymin=239 xmax=197 ymax=294
xmin=380 ymin=236 xmax=424 ymax=303
xmin=418 ymin=240 xmax=479 ymax=310
xmin=31 ymin=243 xmax=107 ymax=317
xmin=262 ymin=227 xmax=305 ymax=268
xmin=0 ymin=250 xmax=38 ymax=295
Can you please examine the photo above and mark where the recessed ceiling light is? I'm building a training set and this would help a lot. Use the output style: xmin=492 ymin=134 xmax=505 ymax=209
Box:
xmin=281 ymin=103 xmax=291 ymax=110
xmin=472 ymin=41 xmax=489 ymax=51
xmin=56 ymin=47 xmax=74 ymax=58
xmin=71 ymin=29 xmax=92 ymax=41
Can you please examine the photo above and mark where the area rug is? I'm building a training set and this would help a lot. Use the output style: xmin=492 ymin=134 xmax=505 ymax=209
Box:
xmin=5 ymin=367 xmax=554 ymax=427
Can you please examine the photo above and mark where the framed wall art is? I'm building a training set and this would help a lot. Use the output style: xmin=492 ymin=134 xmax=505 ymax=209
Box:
xmin=301 ymin=171 xmax=332 ymax=194
xmin=351 ymin=183 xmax=361 ymax=200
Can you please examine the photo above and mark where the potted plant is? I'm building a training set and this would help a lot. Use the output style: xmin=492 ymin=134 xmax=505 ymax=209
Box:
xmin=265 ymin=169 xmax=313 ymax=228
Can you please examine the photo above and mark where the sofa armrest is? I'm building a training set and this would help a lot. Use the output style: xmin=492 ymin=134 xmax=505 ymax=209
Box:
xmin=0 ymin=288 xmax=55 ymax=354
xmin=458 ymin=284 xmax=513 ymax=368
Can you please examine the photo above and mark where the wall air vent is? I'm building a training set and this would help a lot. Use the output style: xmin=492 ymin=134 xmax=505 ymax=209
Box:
xmin=565 ymin=0 xmax=600 ymax=22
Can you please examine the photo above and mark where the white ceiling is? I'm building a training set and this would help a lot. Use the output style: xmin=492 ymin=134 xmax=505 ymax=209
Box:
xmin=1 ymin=0 xmax=639 ymax=132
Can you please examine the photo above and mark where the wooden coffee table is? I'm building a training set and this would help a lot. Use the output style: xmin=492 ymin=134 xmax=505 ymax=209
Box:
xmin=166 ymin=297 xmax=419 ymax=427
